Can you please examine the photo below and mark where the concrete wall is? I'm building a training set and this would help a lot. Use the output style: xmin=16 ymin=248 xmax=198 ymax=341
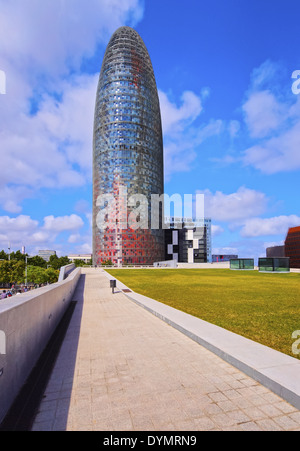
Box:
xmin=58 ymin=263 xmax=76 ymax=282
xmin=0 ymin=267 xmax=81 ymax=424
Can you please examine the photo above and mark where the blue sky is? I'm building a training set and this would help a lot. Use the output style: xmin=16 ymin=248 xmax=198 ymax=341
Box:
xmin=0 ymin=0 xmax=299 ymax=260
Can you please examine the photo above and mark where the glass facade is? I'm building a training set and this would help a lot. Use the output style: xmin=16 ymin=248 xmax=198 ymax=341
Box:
xmin=230 ymin=259 xmax=254 ymax=270
xmin=259 ymin=258 xmax=290 ymax=272
xmin=93 ymin=27 xmax=164 ymax=266
xmin=38 ymin=250 xmax=56 ymax=262
xmin=164 ymin=217 xmax=212 ymax=263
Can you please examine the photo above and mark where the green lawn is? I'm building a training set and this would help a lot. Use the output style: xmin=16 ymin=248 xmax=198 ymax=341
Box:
xmin=106 ymin=268 xmax=300 ymax=358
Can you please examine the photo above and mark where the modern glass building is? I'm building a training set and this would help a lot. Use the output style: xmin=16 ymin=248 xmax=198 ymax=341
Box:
xmin=258 ymin=258 xmax=290 ymax=273
xmin=285 ymin=226 xmax=300 ymax=269
xmin=164 ymin=217 xmax=212 ymax=263
xmin=38 ymin=250 xmax=56 ymax=262
xmin=93 ymin=27 xmax=165 ymax=266
xmin=266 ymin=245 xmax=285 ymax=258
xmin=230 ymin=259 xmax=254 ymax=270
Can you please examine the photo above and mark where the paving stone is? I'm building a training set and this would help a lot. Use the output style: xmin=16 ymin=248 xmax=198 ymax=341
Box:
xmin=256 ymin=418 xmax=283 ymax=431
xmin=193 ymin=416 xmax=216 ymax=431
xmin=243 ymin=407 xmax=267 ymax=421
xmin=30 ymin=269 xmax=300 ymax=432
xmin=273 ymin=415 xmax=300 ymax=430
xmin=240 ymin=421 xmax=264 ymax=431
xmin=217 ymin=400 xmax=239 ymax=413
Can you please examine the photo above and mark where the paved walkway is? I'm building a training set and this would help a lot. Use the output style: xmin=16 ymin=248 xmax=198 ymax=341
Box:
xmin=31 ymin=269 xmax=300 ymax=431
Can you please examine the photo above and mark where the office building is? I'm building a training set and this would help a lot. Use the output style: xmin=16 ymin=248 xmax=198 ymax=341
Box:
xmin=266 ymin=245 xmax=285 ymax=258
xmin=285 ymin=226 xmax=300 ymax=268
xmin=93 ymin=26 xmax=164 ymax=266
xmin=165 ymin=217 xmax=212 ymax=263
xmin=68 ymin=254 xmax=92 ymax=265
xmin=38 ymin=250 xmax=56 ymax=262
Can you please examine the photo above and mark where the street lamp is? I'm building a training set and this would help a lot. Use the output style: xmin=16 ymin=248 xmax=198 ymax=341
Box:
xmin=25 ymin=255 xmax=28 ymax=286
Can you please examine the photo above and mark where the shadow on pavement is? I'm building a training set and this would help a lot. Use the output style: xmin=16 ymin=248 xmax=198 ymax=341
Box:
xmin=0 ymin=274 xmax=86 ymax=431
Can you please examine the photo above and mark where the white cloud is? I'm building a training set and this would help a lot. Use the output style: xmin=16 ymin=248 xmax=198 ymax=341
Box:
xmin=211 ymin=225 xmax=224 ymax=236
xmin=240 ymin=215 xmax=300 ymax=237
xmin=0 ymin=215 xmax=43 ymax=252
xmin=0 ymin=215 xmax=38 ymax=233
xmin=0 ymin=0 xmax=144 ymax=78
xmin=158 ymin=90 xmax=203 ymax=135
xmin=201 ymin=186 xmax=268 ymax=223
xmin=159 ymin=89 xmax=203 ymax=179
xmin=35 ymin=74 xmax=99 ymax=175
xmin=201 ymin=184 xmax=299 ymax=249
xmin=242 ymin=90 xmax=286 ymax=138
xmin=67 ymin=229 xmax=92 ymax=253
xmin=0 ymin=186 xmax=34 ymax=214
xmin=76 ymin=242 xmax=92 ymax=254
xmin=241 ymin=60 xmax=300 ymax=174
xmin=0 ymin=0 xmax=144 ymax=212
xmin=0 ymin=213 xmax=85 ymax=254
xmin=31 ymin=231 xmax=51 ymax=244
xmin=164 ymin=121 xmax=223 ymax=179
xmin=43 ymin=214 xmax=84 ymax=233
xmin=158 ymin=88 xmax=224 ymax=180
xmin=201 ymin=186 xmax=299 ymax=242
xmin=249 ymin=60 xmax=281 ymax=90
xmin=228 ymin=120 xmax=240 ymax=138
xmin=243 ymin=119 xmax=300 ymax=174
xmin=68 ymin=234 xmax=81 ymax=244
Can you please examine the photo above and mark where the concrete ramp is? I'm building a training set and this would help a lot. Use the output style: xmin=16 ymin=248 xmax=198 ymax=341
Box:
xmin=0 ymin=267 xmax=81 ymax=426
xmin=30 ymin=268 xmax=300 ymax=431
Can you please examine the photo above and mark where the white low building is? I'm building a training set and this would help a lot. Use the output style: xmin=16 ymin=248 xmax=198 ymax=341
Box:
xmin=68 ymin=254 xmax=92 ymax=264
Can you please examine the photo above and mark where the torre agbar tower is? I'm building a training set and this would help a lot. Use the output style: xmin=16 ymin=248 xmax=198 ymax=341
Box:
xmin=93 ymin=27 xmax=165 ymax=266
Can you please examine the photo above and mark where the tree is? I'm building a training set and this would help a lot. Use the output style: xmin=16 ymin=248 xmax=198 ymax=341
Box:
xmin=74 ymin=259 xmax=87 ymax=267
xmin=0 ymin=260 xmax=25 ymax=284
xmin=26 ymin=266 xmax=59 ymax=285
xmin=12 ymin=260 xmax=25 ymax=283
xmin=27 ymin=255 xmax=47 ymax=268
xmin=0 ymin=250 xmax=8 ymax=261
xmin=49 ymin=255 xmax=71 ymax=270
xmin=0 ymin=260 xmax=11 ymax=284
xmin=45 ymin=267 xmax=59 ymax=284
xmin=27 ymin=266 xmax=47 ymax=285
xmin=0 ymin=252 xmax=65 ymax=286
xmin=9 ymin=250 xmax=26 ymax=262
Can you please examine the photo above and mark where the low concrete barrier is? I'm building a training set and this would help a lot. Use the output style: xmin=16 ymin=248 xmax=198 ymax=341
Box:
xmin=58 ymin=263 xmax=76 ymax=282
xmin=0 ymin=266 xmax=81 ymax=424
